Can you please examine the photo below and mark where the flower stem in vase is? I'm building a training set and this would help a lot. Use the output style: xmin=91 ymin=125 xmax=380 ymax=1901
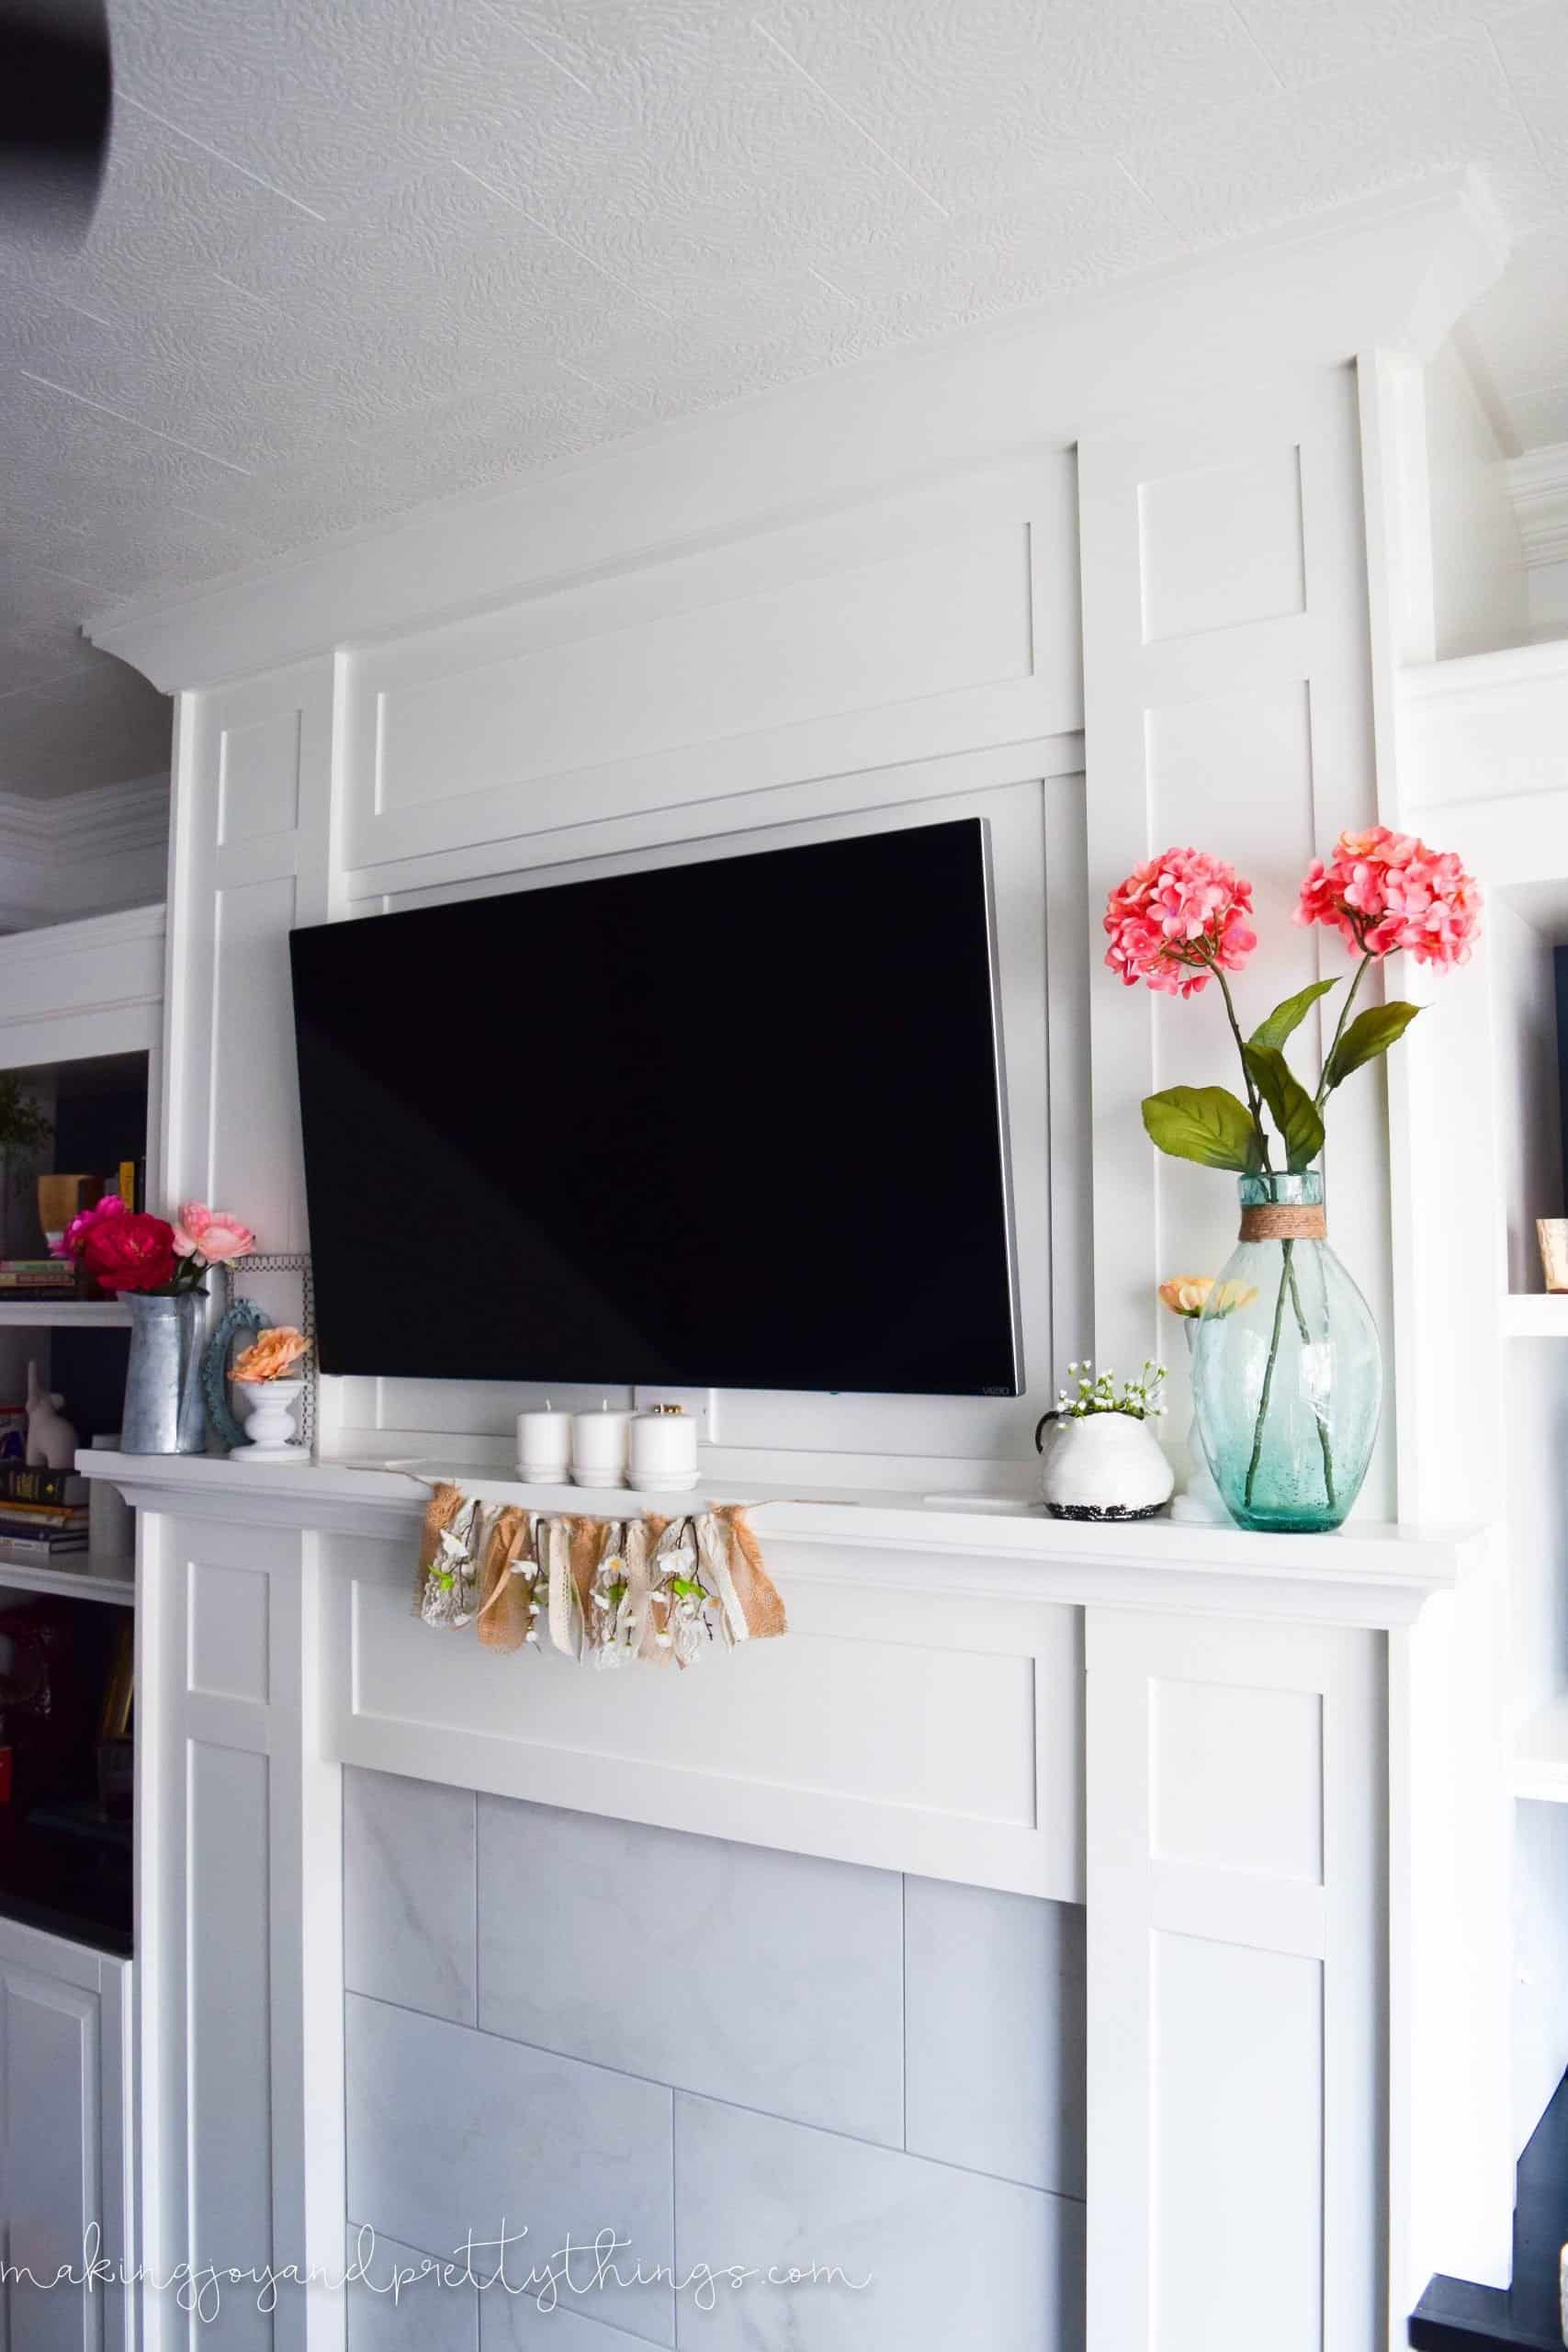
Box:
xmin=1284 ymin=1243 xmax=1337 ymax=1512
xmin=1244 ymin=1252 xmax=1292 ymax=1511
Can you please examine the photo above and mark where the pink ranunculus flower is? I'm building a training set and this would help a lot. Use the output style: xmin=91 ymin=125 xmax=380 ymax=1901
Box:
xmin=1294 ymin=826 xmax=1482 ymax=969
xmin=1103 ymin=846 xmax=1258 ymax=997
xmin=54 ymin=1192 xmax=129 ymax=1260
xmin=172 ymin=1203 xmax=256 ymax=1265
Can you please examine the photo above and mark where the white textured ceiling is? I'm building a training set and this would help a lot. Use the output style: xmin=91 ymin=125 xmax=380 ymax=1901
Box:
xmin=3 ymin=0 xmax=1568 ymax=795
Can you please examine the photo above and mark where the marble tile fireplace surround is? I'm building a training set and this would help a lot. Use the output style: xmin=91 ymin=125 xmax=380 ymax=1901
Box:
xmin=86 ymin=1451 xmax=1495 ymax=2352
xmin=343 ymin=1771 xmax=1088 ymax=2350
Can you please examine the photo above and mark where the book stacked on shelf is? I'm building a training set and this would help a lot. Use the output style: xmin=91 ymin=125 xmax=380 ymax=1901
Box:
xmin=0 ymin=1260 xmax=79 ymax=1300
xmin=0 ymin=1465 xmax=90 ymax=1565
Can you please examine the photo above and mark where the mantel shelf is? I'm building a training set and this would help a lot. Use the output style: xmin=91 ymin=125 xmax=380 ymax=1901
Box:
xmin=0 ymin=1301 xmax=130 ymax=1329
xmin=76 ymin=1450 xmax=1485 ymax=1629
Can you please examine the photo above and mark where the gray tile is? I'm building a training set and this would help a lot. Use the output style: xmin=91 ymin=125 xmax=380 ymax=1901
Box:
xmin=478 ymin=1798 xmax=903 ymax=2146
xmin=344 ymin=1767 xmax=477 ymax=2024
xmin=344 ymin=2223 xmax=478 ymax=2352
xmin=346 ymin=1996 xmax=675 ymax=2347
xmin=904 ymin=1879 xmax=1086 ymax=2195
xmin=479 ymin=2285 xmax=651 ymax=2350
xmin=673 ymin=2096 xmax=1085 ymax=2352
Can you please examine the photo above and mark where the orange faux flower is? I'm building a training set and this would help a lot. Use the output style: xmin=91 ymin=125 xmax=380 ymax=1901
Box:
xmin=231 ymin=1327 xmax=310 ymax=1383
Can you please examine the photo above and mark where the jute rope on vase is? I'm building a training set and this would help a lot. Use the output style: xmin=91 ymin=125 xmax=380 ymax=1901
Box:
xmin=1238 ymin=1204 xmax=1326 ymax=1242
xmin=411 ymin=1483 xmax=788 ymax=1668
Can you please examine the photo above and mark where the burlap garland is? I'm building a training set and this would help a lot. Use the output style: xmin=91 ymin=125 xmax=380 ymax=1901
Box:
xmin=414 ymin=1487 xmax=788 ymax=1668
xmin=475 ymin=1507 xmax=531 ymax=1651
xmin=413 ymin=1482 xmax=466 ymax=1610
xmin=1238 ymin=1204 xmax=1326 ymax=1242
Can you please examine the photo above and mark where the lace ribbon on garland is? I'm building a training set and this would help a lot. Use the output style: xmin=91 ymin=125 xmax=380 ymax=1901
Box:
xmin=413 ymin=1484 xmax=787 ymax=1666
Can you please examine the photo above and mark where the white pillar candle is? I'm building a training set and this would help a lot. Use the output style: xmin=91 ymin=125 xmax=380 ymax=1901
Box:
xmin=516 ymin=1404 xmax=572 ymax=1481
xmin=627 ymin=1406 xmax=699 ymax=1491
xmin=570 ymin=1403 xmax=633 ymax=1486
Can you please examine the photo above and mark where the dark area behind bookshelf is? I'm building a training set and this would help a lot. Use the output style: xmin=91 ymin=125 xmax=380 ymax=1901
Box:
xmin=50 ymin=1327 xmax=130 ymax=1445
xmin=51 ymin=1065 xmax=146 ymax=1192
xmin=0 ymin=1591 xmax=131 ymax=1955
xmin=3 ymin=1050 xmax=149 ymax=1262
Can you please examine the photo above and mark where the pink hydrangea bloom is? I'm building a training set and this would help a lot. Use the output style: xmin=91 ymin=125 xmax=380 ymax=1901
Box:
xmin=54 ymin=1193 xmax=128 ymax=1261
xmin=1103 ymin=847 xmax=1258 ymax=997
xmin=172 ymin=1203 xmax=256 ymax=1264
xmin=1294 ymin=826 xmax=1482 ymax=969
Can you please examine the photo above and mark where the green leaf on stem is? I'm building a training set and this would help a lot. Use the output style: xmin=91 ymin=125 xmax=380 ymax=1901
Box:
xmin=1141 ymin=1086 xmax=1264 ymax=1171
xmin=1242 ymin=1045 xmax=1325 ymax=1170
xmin=1323 ymin=1001 xmax=1422 ymax=1091
xmin=1247 ymin=978 xmax=1339 ymax=1054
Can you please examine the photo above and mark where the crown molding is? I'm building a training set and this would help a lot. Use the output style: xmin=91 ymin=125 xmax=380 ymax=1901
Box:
xmin=1507 ymin=442 xmax=1568 ymax=570
xmin=83 ymin=172 xmax=1510 ymax=695
xmin=0 ymin=775 xmax=168 ymax=930
xmin=0 ymin=774 xmax=167 ymax=862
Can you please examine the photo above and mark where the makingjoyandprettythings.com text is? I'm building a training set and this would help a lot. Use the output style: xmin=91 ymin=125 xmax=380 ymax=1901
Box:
xmin=4 ymin=2222 xmax=874 ymax=2324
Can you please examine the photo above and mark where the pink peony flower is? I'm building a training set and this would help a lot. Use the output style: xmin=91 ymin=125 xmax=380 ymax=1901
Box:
xmin=1294 ymin=826 xmax=1482 ymax=969
xmin=55 ymin=1192 xmax=128 ymax=1261
xmin=172 ymin=1203 xmax=256 ymax=1265
xmin=1103 ymin=847 xmax=1258 ymax=997
xmin=82 ymin=1212 xmax=177 ymax=1295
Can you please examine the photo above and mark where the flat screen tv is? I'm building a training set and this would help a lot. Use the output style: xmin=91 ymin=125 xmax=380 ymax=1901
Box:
xmin=288 ymin=817 xmax=1021 ymax=1396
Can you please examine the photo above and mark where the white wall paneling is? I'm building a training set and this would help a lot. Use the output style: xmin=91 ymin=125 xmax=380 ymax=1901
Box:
xmin=163 ymin=661 xmax=337 ymax=1260
xmin=1078 ymin=369 xmax=1393 ymax=1501
xmin=1402 ymin=639 xmax=1568 ymax=814
xmin=1389 ymin=1559 xmax=1512 ymax=2309
xmin=341 ymin=458 xmax=1079 ymax=871
xmin=1086 ymin=1607 xmax=1382 ymax=2352
xmin=0 ymin=905 xmax=164 ymax=1085
xmin=137 ymin=1508 xmax=344 ymax=2352
xmin=321 ymin=1526 xmax=1083 ymax=1902
xmin=0 ymin=1917 xmax=132 ymax=2352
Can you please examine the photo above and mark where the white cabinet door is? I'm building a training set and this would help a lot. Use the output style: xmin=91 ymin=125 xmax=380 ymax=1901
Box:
xmin=0 ymin=1917 xmax=132 ymax=2352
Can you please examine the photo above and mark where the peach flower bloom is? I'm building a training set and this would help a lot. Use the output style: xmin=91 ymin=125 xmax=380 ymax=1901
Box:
xmin=173 ymin=1203 xmax=256 ymax=1263
xmin=231 ymin=1327 xmax=310 ymax=1383
xmin=1159 ymin=1276 xmax=1213 ymax=1317
xmin=1159 ymin=1276 xmax=1258 ymax=1318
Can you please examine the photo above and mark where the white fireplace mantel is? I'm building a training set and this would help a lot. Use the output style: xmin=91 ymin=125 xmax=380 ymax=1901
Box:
xmin=89 ymin=1450 xmax=1503 ymax=2352
xmin=88 ymin=1448 xmax=1481 ymax=1617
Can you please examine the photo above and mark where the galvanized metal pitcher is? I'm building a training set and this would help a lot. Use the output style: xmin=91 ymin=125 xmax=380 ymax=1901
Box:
xmin=120 ymin=1293 xmax=208 ymax=1453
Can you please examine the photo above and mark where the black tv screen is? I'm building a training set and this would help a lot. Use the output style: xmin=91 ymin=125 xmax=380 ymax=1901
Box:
xmin=288 ymin=818 xmax=1021 ymax=1396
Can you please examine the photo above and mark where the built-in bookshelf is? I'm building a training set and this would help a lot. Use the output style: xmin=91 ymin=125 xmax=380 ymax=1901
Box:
xmin=0 ymin=910 xmax=164 ymax=1964
xmin=0 ymin=1046 xmax=150 ymax=1477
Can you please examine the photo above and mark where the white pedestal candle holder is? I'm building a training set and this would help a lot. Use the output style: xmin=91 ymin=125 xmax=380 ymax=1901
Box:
xmin=231 ymin=1377 xmax=307 ymax=1462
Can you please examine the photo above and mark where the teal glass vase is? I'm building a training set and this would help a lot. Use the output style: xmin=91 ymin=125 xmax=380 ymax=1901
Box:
xmin=1190 ymin=1171 xmax=1382 ymax=1534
